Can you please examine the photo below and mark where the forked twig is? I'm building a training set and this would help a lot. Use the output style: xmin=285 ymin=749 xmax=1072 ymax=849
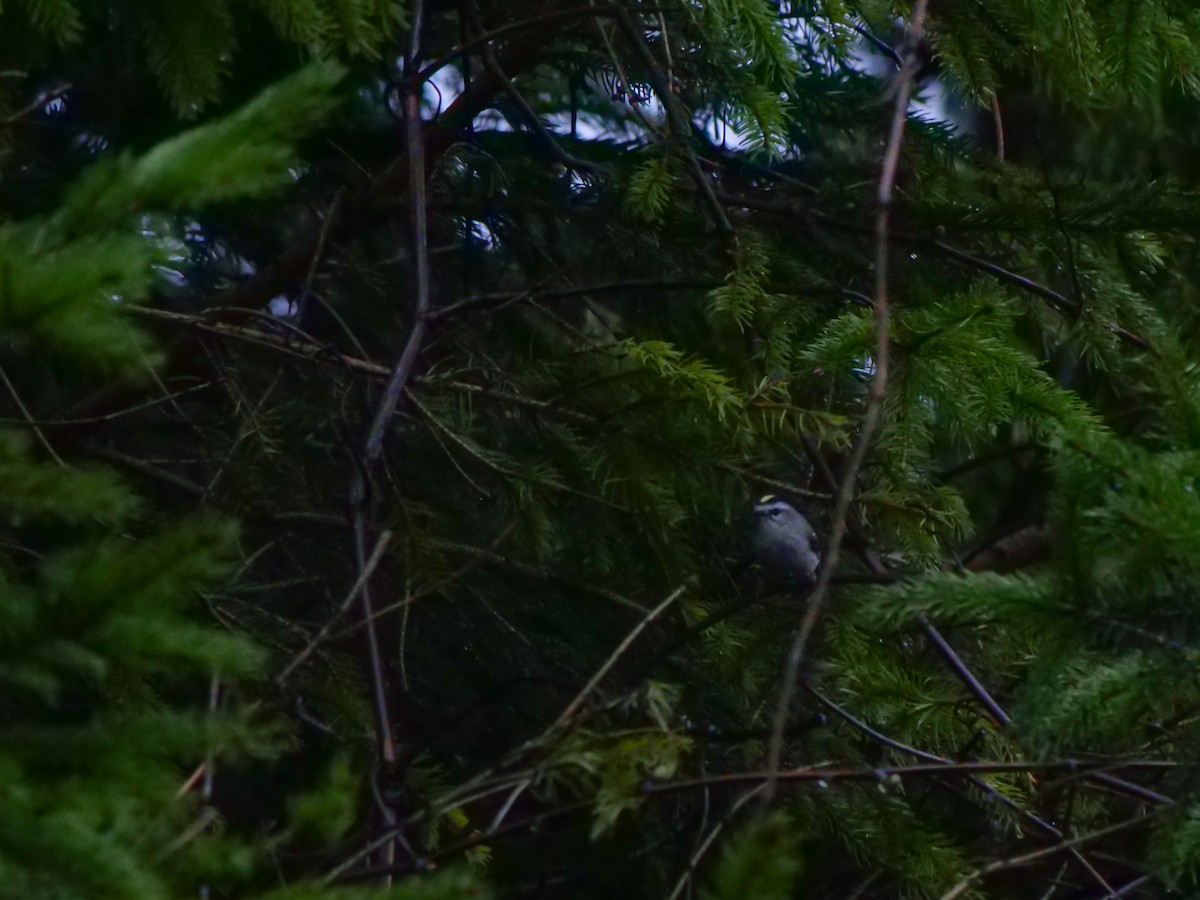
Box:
xmin=325 ymin=578 xmax=691 ymax=881
xmin=664 ymin=785 xmax=766 ymax=900
xmin=556 ymin=578 xmax=691 ymax=726
xmin=275 ymin=530 xmax=393 ymax=684
xmin=466 ymin=1 xmax=595 ymax=173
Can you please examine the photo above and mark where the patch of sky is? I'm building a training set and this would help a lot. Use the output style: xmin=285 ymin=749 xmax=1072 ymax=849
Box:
xmin=471 ymin=219 xmax=496 ymax=247
xmin=853 ymin=355 xmax=877 ymax=379
xmin=71 ymin=132 xmax=108 ymax=154
xmin=847 ymin=16 xmax=953 ymax=128
xmin=269 ymin=294 xmax=297 ymax=318
xmin=152 ymin=265 xmax=188 ymax=288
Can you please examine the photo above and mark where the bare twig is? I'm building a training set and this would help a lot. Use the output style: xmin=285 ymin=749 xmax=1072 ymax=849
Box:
xmin=332 ymin=523 xmax=517 ymax=643
xmin=664 ymin=784 xmax=767 ymax=900
xmin=345 ymin=7 xmax=431 ymax=879
xmin=709 ymin=186 xmax=1156 ymax=353
xmin=339 ymin=798 xmax=596 ymax=882
xmin=407 ymin=388 xmax=630 ymax=511
xmin=1088 ymin=772 xmax=1171 ymax=806
xmin=417 ymin=6 xmax=608 ymax=83
xmin=358 ymin=97 xmax=431 ymax=469
xmin=430 ymin=278 xmax=717 ymax=322
xmin=0 ymin=361 xmax=63 ymax=465
xmin=487 ymin=780 xmax=531 ymax=834
xmin=808 ymin=685 xmax=1116 ymax=895
xmin=556 ymin=579 xmax=691 ymax=726
xmin=644 ymin=760 xmax=1174 ymax=797
xmin=429 ymin=536 xmax=650 ymax=615
xmin=918 ymin=613 xmax=1011 ymax=726
xmin=1101 ymin=876 xmax=1151 ymax=898
xmin=297 ymin=189 xmax=344 ymax=325
xmin=937 ymin=810 xmax=1166 ymax=900
xmin=466 ymin=1 xmax=596 ymax=173
xmin=0 ymin=381 xmax=212 ymax=427
xmin=2 ymin=82 xmax=70 ymax=125
xmin=275 ymin=530 xmax=393 ymax=684
xmin=763 ymin=0 xmax=931 ymax=802
xmin=79 ymin=442 xmax=206 ymax=496
xmin=328 ymin=578 xmax=689 ymax=880
xmin=990 ymin=93 xmax=1005 ymax=160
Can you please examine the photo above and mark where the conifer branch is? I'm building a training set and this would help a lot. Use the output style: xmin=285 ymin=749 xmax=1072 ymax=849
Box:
xmin=796 ymin=437 xmax=1020 ymax=729
xmin=0 ymin=381 xmax=213 ymax=428
xmin=331 ymin=580 xmax=687 ymax=879
xmin=212 ymin=17 xmax=569 ymax=317
xmin=809 ymin=685 xmax=1119 ymax=895
xmin=417 ymin=6 xmax=609 ymax=83
xmin=763 ymin=0 xmax=932 ymax=803
xmin=605 ymin=0 xmax=735 ymax=240
xmin=708 ymin=189 xmax=1157 ymax=352
xmin=335 ymin=758 xmax=1171 ymax=883
xmin=592 ymin=14 xmax=665 ymax=137
xmin=430 ymin=279 xmax=718 ymax=322
xmin=339 ymin=799 xmax=596 ymax=881
xmin=464 ymin=0 xmax=596 ymax=174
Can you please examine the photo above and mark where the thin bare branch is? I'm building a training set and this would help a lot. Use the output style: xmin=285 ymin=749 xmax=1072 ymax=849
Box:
xmin=466 ymin=1 xmax=596 ymax=173
xmin=763 ymin=0 xmax=931 ymax=802
xmin=275 ymin=530 xmax=393 ymax=685
xmin=937 ymin=810 xmax=1166 ymax=900
xmin=664 ymin=784 xmax=766 ymax=900
xmin=556 ymin=579 xmax=691 ymax=726
xmin=0 ymin=361 xmax=63 ymax=465
xmin=417 ymin=6 xmax=608 ymax=83
xmin=345 ymin=9 xmax=431 ymax=878
xmin=429 ymin=536 xmax=650 ymax=615
xmin=808 ymin=685 xmax=1116 ymax=895
xmin=645 ymin=760 xmax=1175 ymax=797
xmin=0 ymin=381 xmax=213 ymax=427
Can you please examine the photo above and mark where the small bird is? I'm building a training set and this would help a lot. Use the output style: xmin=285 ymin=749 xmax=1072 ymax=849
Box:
xmin=751 ymin=494 xmax=821 ymax=588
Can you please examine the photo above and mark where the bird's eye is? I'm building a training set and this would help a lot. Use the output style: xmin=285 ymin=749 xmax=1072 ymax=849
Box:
xmin=769 ymin=509 xmax=781 ymax=519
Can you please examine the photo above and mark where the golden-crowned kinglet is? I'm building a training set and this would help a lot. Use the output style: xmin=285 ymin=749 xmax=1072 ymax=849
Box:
xmin=751 ymin=494 xmax=820 ymax=588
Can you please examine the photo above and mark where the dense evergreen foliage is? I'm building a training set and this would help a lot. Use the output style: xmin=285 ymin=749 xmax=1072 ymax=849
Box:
xmin=3 ymin=1 xmax=1200 ymax=897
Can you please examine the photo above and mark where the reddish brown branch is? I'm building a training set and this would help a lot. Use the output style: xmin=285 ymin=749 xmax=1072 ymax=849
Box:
xmin=763 ymin=0 xmax=932 ymax=801
xmin=349 ymin=8 xmax=433 ymax=877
